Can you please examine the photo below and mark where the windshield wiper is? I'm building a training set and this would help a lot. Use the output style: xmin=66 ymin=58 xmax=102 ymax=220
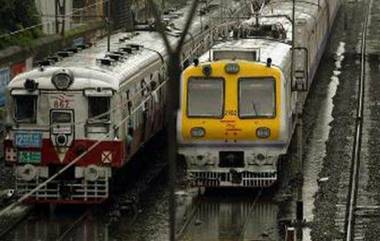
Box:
xmin=252 ymin=100 xmax=258 ymax=115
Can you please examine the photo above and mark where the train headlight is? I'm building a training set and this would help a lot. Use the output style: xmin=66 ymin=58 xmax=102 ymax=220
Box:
xmin=56 ymin=134 xmax=68 ymax=146
xmin=256 ymin=127 xmax=271 ymax=139
xmin=84 ymin=165 xmax=99 ymax=181
xmin=191 ymin=127 xmax=206 ymax=138
xmin=207 ymin=156 xmax=217 ymax=166
xmin=225 ymin=63 xmax=240 ymax=74
xmin=255 ymin=153 xmax=267 ymax=166
xmin=16 ymin=164 xmax=37 ymax=181
xmin=51 ymin=69 xmax=74 ymax=90
xmin=202 ymin=64 xmax=212 ymax=76
xmin=196 ymin=155 xmax=208 ymax=166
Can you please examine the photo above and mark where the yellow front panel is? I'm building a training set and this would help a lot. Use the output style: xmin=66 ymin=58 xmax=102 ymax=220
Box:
xmin=181 ymin=61 xmax=282 ymax=142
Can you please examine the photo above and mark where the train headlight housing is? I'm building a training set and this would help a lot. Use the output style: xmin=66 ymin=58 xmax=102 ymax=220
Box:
xmin=84 ymin=165 xmax=99 ymax=181
xmin=207 ymin=156 xmax=217 ymax=166
xmin=255 ymin=153 xmax=267 ymax=166
xmin=196 ymin=155 xmax=208 ymax=166
xmin=225 ymin=63 xmax=240 ymax=74
xmin=256 ymin=127 xmax=271 ymax=139
xmin=191 ymin=127 xmax=206 ymax=138
xmin=16 ymin=164 xmax=37 ymax=181
xmin=56 ymin=134 xmax=68 ymax=146
xmin=51 ymin=69 xmax=74 ymax=90
xmin=202 ymin=64 xmax=212 ymax=76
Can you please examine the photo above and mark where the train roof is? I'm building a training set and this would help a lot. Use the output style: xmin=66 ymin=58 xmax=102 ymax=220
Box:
xmin=199 ymin=38 xmax=291 ymax=69
xmin=9 ymin=0 xmax=244 ymax=91
xmin=198 ymin=0 xmax=338 ymax=70
xmin=243 ymin=0 xmax=332 ymax=43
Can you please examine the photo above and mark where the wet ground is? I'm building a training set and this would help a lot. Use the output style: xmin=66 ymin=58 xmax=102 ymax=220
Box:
xmin=361 ymin=0 xmax=380 ymax=239
xmin=2 ymin=206 xmax=91 ymax=241
xmin=179 ymin=190 xmax=279 ymax=241
xmin=301 ymin=0 xmax=380 ymax=240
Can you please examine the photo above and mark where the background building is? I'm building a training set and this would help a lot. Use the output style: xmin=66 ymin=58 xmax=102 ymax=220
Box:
xmin=35 ymin=0 xmax=73 ymax=35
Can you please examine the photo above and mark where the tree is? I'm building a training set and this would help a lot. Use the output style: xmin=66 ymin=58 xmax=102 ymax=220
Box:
xmin=0 ymin=0 xmax=42 ymax=49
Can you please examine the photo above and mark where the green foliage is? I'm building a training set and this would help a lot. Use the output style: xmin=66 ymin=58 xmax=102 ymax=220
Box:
xmin=0 ymin=107 xmax=5 ymax=121
xmin=0 ymin=0 xmax=42 ymax=49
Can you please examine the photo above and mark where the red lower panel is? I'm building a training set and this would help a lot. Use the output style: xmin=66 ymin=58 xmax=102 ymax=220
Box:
xmin=40 ymin=139 xmax=126 ymax=167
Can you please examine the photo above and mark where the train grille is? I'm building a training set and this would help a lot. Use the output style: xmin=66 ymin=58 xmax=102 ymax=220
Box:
xmin=16 ymin=178 xmax=108 ymax=203
xmin=190 ymin=171 xmax=277 ymax=187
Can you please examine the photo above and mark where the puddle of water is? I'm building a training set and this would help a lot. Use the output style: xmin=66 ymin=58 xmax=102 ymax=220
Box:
xmin=302 ymin=41 xmax=346 ymax=241
xmin=181 ymin=198 xmax=279 ymax=241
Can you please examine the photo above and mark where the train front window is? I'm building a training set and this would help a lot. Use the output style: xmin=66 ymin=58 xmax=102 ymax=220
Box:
xmin=14 ymin=95 xmax=37 ymax=123
xmin=239 ymin=77 xmax=276 ymax=118
xmin=88 ymin=97 xmax=110 ymax=122
xmin=51 ymin=111 xmax=72 ymax=123
xmin=187 ymin=78 xmax=224 ymax=118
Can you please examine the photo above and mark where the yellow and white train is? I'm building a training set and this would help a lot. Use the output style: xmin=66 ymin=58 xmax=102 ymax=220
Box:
xmin=177 ymin=0 xmax=341 ymax=187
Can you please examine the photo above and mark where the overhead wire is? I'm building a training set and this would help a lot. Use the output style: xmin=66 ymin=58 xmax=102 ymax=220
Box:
xmin=0 ymin=0 xmax=109 ymax=40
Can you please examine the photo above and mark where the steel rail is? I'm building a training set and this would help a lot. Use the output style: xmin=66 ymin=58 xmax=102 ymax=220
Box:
xmin=238 ymin=188 xmax=263 ymax=241
xmin=175 ymin=189 xmax=264 ymax=241
xmin=0 ymin=206 xmax=32 ymax=240
xmin=344 ymin=1 xmax=370 ymax=240
xmin=175 ymin=195 xmax=202 ymax=240
xmin=56 ymin=209 xmax=91 ymax=241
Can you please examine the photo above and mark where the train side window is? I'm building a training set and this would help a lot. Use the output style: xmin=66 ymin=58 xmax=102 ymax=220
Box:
xmin=141 ymin=79 xmax=149 ymax=96
xmin=126 ymin=89 xmax=132 ymax=114
xmin=88 ymin=97 xmax=110 ymax=122
xmin=14 ymin=95 xmax=37 ymax=123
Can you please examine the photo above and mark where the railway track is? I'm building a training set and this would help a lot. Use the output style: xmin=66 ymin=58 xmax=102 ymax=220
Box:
xmin=56 ymin=209 xmax=92 ymax=241
xmin=0 ymin=207 xmax=91 ymax=241
xmin=175 ymin=189 xmax=278 ymax=241
xmin=0 ymin=205 xmax=31 ymax=240
xmin=343 ymin=0 xmax=371 ymax=240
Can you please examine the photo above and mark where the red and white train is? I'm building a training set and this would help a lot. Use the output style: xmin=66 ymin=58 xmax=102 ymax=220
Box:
xmin=2 ymin=2 xmax=245 ymax=204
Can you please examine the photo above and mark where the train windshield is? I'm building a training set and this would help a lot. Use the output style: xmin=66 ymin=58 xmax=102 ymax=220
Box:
xmin=239 ymin=77 xmax=275 ymax=118
xmin=187 ymin=78 xmax=224 ymax=118
xmin=88 ymin=97 xmax=110 ymax=122
xmin=14 ymin=95 xmax=37 ymax=123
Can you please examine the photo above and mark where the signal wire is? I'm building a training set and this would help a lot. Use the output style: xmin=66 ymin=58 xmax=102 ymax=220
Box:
xmin=0 ymin=0 xmax=109 ymax=40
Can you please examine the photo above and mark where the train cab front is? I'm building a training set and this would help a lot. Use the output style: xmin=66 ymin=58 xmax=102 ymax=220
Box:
xmin=3 ymin=68 xmax=125 ymax=204
xmin=177 ymin=60 xmax=290 ymax=188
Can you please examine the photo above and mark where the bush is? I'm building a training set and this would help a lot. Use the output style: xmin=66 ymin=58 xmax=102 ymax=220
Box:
xmin=0 ymin=0 xmax=42 ymax=49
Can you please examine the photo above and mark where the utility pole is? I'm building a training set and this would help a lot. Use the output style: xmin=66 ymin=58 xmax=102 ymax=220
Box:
xmin=291 ymin=0 xmax=295 ymax=85
xmin=55 ymin=0 xmax=66 ymax=36
xmin=61 ymin=0 xmax=66 ymax=36
xmin=55 ymin=0 xmax=59 ymax=34
xmin=107 ymin=0 xmax=112 ymax=52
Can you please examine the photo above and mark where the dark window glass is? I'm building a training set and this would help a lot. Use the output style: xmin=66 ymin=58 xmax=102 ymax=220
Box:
xmin=187 ymin=78 xmax=224 ymax=117
xmin=51 ymin=111 xmax=72 ymax=123
xmin=88 ymin=97 xmax=110 ymax=122
xmin=15 ymin=95 xmax=37 ymax=122
xmin=239 ymin=78 xmax=276 ymax=118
